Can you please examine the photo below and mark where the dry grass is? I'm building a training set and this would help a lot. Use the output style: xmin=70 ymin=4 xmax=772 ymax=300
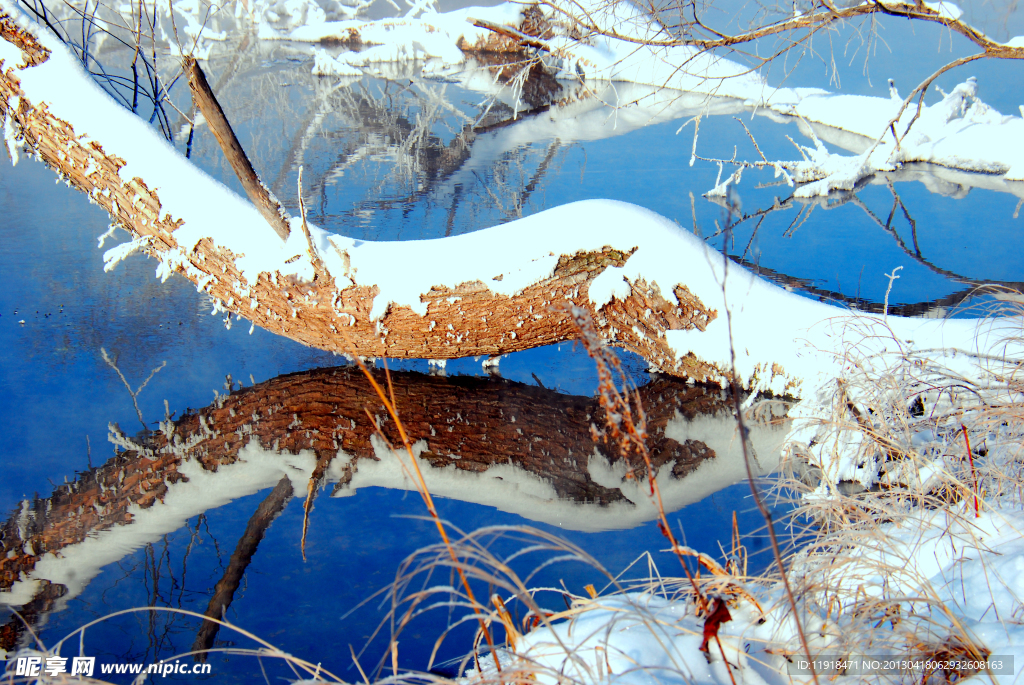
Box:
xmin=4 ymin=606 xmax=349 ymax=684
xmin=764 ymin=297 xmax=1024 ymax=681
xmin=385 ymin=301 xmax=1024 ymax=685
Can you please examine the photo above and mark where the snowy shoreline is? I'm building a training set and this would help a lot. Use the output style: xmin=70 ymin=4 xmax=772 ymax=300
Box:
xmin=263 ymin=0 xmax=1024 ymax=195
xmin=475 ymin=332 xmax=1024 ymax=685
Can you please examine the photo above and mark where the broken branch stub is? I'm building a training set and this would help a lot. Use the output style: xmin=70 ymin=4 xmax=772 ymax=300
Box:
xmin=466 ymin=16 xmax=552 ymax=52
xmin=183 ymin=56 xmax=290 ymax=241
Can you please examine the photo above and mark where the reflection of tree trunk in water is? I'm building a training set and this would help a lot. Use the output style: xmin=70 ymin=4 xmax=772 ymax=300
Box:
xmin=305 ymin=86 xmax=480 ymax=220
xmin=268 ymin=104 xmax=320 ymax=199
xmin=0 ymin=367 xmax=732 ymax=622
xmin=192 ymin=476 xmax=293 ymax=662
xmin=0 ymin=580 xmax=66 ymax=652
xmin=883 ymin=179 xmax=922 ymax=258
xmin=445 ymin=182 xmax=464 ymax=237
xmin=848 ymin=187 xmax=995 ymax=290
xmin=268 ymin=82 xmax=420 ymax=201
xmin=153 ymin=368 xmax=726 ymax=500
xmin=731 ymin=256 xmax=1023 ymax=317
xmin=510 ymin=138 xmax=560 ymax=220
xmin=270 ymin=65 xmax=564 ymax=233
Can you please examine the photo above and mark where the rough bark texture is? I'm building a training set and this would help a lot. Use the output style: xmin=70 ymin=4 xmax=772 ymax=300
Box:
xmin=0 ymin=580 xmax=65 ymax=650
xmin=184 ymin=56 xmax=291 ymax=241
xmin=0 ymin=366 xmax=733 ymax=636
xmin=0 ymin=16 xmax=722 ymax=382
xmin=0 ymin=13 xmax=48 ymax=66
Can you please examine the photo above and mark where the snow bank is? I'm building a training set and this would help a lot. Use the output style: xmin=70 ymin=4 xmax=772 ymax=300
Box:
xmin=753 ymin=76 xmax=1024 ymax=195
xmin=480 ymin=503 xmax=1024 ymax=685
xmin=474 ymin=333 xmax=1024 ymax=685
xmin=483 ymin=593 xmax=769 ymax=685
xmin=256 ymin=0 xmax=1024 ymax=190
xmin=277 ymin=0 xmax=767 ymax=97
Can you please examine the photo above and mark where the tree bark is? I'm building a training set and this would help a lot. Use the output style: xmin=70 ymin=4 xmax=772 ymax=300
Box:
xmin=0 ymin=16 xmax=723 ymax=383
xmin=0 ymin=580 xmax=65 ymax=652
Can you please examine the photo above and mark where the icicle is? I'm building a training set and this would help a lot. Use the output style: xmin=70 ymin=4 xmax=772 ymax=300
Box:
xmin=3 ymin=103 xmax=21 ymax=167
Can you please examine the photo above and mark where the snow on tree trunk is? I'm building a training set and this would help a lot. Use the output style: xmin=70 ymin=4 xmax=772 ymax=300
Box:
xmin=1 ymin=3 xmax=999 ymax=400
xmin=0 ymin=9 xmax=723 ymax=380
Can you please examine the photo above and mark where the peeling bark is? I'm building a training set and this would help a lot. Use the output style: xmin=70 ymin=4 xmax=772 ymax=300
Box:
xmin=0 ymin=14 xmax=48 ymax=66
xmin=0 ymin=14 xmax=721 ymax=381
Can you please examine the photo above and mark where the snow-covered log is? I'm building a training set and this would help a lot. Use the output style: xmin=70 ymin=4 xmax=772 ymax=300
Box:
xmin=0 ymin=7 xmax=725 ymax=379
xmin=0 ymin=3 xmax=1006 ymax=397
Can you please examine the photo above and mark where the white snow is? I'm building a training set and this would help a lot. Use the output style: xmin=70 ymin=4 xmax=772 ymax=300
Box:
xmin=3 ymin=96 xmax=21 ymax=166
xmin=4 ymin=1 xmax=1013 ymax=398
xmin=479 ymin=505 xmax=1024 ymax=685
xmin=472 ymin=333 xmax=1024 ymax=684
xmin=499 ymin=593 xmax=761 ymax=685
xmin=754 ymin=75 xmax=1024 ymax=193
xmin=923 ymin=0 xmax=963 ymax=19
xmin=254 ymin=0 xmax=1024 ymax=189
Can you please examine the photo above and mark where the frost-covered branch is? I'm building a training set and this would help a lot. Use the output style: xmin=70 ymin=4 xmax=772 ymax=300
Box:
xmin=540 ymin=0 xmax=1024 ymax=60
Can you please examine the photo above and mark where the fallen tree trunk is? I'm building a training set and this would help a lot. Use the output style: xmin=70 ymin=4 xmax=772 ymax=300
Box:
xmin=0 ymin=3 xmax=995 ymax=397
xmin=0 ymin=9 xmax=723 ymax=381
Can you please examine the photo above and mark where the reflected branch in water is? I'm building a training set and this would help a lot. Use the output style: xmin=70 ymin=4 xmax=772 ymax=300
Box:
xmin=99 ymin=348 xmax=166 ymax=432
xmin=192 ymin=475 xmax=293 ymax=662
xmin=710 ymin=180 xmax=1024 ymax=315
xmin=885 ymin=178 xmax=921 ymax=257
xmin=231 ymin=51 xmax=579 ymax=238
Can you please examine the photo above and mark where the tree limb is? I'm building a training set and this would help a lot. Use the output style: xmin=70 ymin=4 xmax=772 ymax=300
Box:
xmin=184 ymin=55 xmax=290 ymax=241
